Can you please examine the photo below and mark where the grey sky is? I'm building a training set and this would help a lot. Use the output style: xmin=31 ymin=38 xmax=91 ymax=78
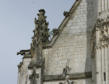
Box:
xmin=0 ymin=0 xmax=74 ymax=84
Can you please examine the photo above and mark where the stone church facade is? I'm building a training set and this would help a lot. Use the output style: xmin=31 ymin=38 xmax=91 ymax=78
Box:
xmin=17 ymin=0 xmax=109 ymax=84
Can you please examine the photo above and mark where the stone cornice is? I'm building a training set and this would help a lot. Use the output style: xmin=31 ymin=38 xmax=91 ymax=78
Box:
xmin=43 ymin=72 xmax=92 ymax=82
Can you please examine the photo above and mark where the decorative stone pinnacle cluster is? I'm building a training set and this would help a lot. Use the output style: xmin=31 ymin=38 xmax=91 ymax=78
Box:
xmin=32 ymin=9 xmax=50 ymax=48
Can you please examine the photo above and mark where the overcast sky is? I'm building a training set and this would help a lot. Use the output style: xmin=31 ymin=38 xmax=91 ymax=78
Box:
xmin=0 ymin=0 xmax=74 ymax=84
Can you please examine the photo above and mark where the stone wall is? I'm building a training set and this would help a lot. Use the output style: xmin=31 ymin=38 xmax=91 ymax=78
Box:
xmin=18 ymin=58 xmax=31 ymax=84
xmin=43 ymin=0 xmax=98 ymax=84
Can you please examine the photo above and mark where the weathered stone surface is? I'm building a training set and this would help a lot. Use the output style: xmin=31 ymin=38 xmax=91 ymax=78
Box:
xmin=43 ymin=0 xmax=97 ymax=76
xmin=17 ymin=0 xmax=109 ymax=84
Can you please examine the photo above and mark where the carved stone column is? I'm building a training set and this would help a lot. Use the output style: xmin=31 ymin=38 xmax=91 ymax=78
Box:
xmin=105 ymin=45 xmax=108 ymax=84
xmin=96 ymin=48 xmax=102 ymax=84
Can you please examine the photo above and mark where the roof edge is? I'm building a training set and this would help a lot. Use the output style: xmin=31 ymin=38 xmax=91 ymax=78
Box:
xmin=44 ymin=0 xmax=82 ymax=49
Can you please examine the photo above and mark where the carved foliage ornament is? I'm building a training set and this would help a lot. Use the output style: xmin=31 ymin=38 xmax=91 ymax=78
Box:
xmin=96 ymin=17 xmax=109 ymax=45
xmin=99 ymin=30 xmax=109 ymax=44
xmin=96 ymin=18 xmax=104 ymax=28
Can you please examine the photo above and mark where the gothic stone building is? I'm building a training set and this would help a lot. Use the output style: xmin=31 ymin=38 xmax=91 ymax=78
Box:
xmin=17 ymin=0 xmax=109 ymax=84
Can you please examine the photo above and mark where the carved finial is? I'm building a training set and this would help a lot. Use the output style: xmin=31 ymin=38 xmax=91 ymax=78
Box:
xmin=53 ymin=29 xmax=59 ymax=36
xmin=29 ymin=9 xmax=49 ymax=68
xmin=34 ymin=18 xmax=37 ymax=24
xmin=64 ymin=11 xmax=70 ymax=17
xmin=32 ymin=9 xmax=50 ymax=46
xmin=37 ymin=9 xmax=46 ymax=23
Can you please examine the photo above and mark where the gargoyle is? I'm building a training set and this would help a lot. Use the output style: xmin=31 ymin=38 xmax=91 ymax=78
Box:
xmin=17 ymin=49 xmax=30 ymax=55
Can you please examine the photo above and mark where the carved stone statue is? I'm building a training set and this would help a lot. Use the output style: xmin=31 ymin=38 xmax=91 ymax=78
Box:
xmin=61 ymin=66 xmax=74 ymax=84
xmin=37 ymin=9 xmax=46 ymax=23
xmin=62 ymin=66 xmax=70 ymax=77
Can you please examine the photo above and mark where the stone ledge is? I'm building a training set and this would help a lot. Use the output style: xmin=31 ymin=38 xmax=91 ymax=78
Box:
xmin=43 ymin=72 xmax=92 ymax=82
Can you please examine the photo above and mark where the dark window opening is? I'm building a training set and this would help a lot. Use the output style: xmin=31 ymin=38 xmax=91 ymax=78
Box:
xmin=104 ymin=72 xmax=106 ymax=81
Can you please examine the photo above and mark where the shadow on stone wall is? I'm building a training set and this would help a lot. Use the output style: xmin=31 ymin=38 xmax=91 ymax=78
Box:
xmin=85 ymin=0 xmax=98 ymax=84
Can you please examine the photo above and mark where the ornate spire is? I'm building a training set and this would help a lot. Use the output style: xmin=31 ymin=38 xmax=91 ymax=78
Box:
xmin=29 ymin=9 xmax=49 ymax=68
xmin=32 ymin=9 xmax=50 ymax=47
xmin=28 ymin=10 xmax=49 ymax=83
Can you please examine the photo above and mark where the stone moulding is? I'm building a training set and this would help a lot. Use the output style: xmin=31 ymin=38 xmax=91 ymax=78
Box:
xmin=43 ymin=72 xmax=92 ymax=82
